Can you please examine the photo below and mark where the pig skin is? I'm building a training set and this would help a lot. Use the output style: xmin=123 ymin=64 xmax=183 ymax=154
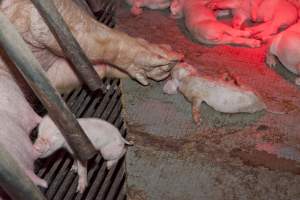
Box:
xmin=163 ymin=63 xmax=266 ymax=125
xmin=126 ymin=0 xmax=171 ymax=15
xmin=266 ymin=22 xmax=300 ymax=85
xmin=1 ymin=0 xmax=182 ymax=88
xmin=170 ymin=0 xmax=261 ymax=48
xmin=34 ymin=116 xmax=132 ymax=193
xmin=0 ymin=70 xmax=46 ymax=188
xmin=208 ymin=0 xmax=298 ymax=41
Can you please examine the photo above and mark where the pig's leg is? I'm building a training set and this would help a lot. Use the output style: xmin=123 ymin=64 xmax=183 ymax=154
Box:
xmin=25 ymin=170 xmax=48 ymax=188
xmin=106 ymin=149 xmax=126 ymax=169
xmin=76 ymin=160 xmax=88 ymax=193
xmin=245 ymin=21 xmax=273 ymax=35
xmin=223 ymin=26 xmax=251 ymax=37
xmin=131 ymin=6 xmax=143 ymax=15
xmin=294 ymin=64 xmax=300 ymax=85
xmin=212 ymin=34 xmax=261 ymax=48
xmin=232 ymin=13 xmax=248 ymax=29
xmin=208 ymin=0 xmax=240 ymax=10
xmin=31 ymin=0 xmax=182 ymax=86
xmin=266 ymin=51 xmax=278 ymax=68
xmin=191 ymin=98 xmax=203 ymax=125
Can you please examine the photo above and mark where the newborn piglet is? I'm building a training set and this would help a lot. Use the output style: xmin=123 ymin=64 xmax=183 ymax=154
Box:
xmin=34 ymin=116 xmax=133 ymax=193
xmin=170 ymin=0 xmax=260 ymax=47
xmin=209 ymin=0 xmax=298 ymax=41
xmin=163 ymin=63 xmax=281 ymax=125
xmin=126 ymin=0 xmax=171 ymax=15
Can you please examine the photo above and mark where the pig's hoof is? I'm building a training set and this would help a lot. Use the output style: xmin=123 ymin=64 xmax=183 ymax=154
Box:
xmin=266 ymin=54 xmax=277 ymax=68
xmin=40 ymin=180 xmax=48 ymax=188
xmin=294 ymin=77 xmax=300 ymax=86
xmin=249 ymin=40 xmax=261 ymax=48
xmin=77 ymin=179 xmax=88 ymax=193
xmin=131 ymin=7 xmax=143 ymax=15
xmin=71 ymin=163 xmax=78 ymax=173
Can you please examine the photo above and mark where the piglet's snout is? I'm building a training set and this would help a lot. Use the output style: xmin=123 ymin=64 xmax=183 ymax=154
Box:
xmin=34 ymin=138 xmax=50 ymax=156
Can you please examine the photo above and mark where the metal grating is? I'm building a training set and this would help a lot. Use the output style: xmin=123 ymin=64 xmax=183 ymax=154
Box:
xmin=35 ymin=78 xmax=127 ymax=200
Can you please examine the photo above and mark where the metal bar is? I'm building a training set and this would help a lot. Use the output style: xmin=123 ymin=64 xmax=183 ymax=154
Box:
xmin=0 ymin=10 xmax=97 ymax=162
xmin=31 ymin=0 xmax=106 ymax=93
xmin=0 ymin=143 xmax=46 ymax=200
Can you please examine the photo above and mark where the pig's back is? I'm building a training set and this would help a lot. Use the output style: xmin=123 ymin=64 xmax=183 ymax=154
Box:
xmin=78 ymin=118 xmax=123 ymax=148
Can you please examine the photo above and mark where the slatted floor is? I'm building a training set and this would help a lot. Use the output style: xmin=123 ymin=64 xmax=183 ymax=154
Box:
xmin=34 ymin=78 xmax=127 ymax=200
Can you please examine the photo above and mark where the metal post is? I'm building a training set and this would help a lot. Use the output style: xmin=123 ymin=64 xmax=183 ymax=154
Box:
xmin=0 ymin=143 xmax=46 ymax=200
xmin=31 ymin=0 xmax=106 ymax=93
xmin=0 ymin=10 xmax=97 ymax=162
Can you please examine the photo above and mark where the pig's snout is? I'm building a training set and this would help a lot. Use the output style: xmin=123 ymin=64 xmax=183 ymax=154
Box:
xmin=33 ymin=138 xmax=50 ymax=158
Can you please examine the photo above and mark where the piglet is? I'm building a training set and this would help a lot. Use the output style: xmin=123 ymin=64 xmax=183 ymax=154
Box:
xmin=266 ymin=22 xmax=300 ymax=85
xmin=163 ymin=63 xmax=267 ymax=125
xmin=126 ymin=0 xmax=171 ymax=15
xmin=209 ymin=0 xmax=298 ymax=41
xmin=170 ymin=0 xmax=261 ymax=47
xmin=34 ymin=115 xmax=133 ymax=193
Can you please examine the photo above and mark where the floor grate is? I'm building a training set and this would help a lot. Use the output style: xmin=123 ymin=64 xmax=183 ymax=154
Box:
xmin=34 ymin=78 xmax=127 ymax=200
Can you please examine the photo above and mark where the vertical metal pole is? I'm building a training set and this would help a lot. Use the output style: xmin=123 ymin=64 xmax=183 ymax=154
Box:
xmin=0 ymin=143 xmax=46 ymax=200
xmin=31 ymin=0 xmax=106 ymax=93
xmin=0 ymin=10 xmax=97 ymax=162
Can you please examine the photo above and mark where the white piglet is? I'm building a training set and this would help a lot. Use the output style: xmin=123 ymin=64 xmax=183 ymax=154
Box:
xmin=34 ymin=116 xmax=133 ymax=193
xmin=163 ymin=63 xmax=268 ymax=125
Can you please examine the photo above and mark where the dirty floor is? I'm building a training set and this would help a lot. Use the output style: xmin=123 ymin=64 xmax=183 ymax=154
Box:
xmin=116 ymin=4 xmax=300 ymax=200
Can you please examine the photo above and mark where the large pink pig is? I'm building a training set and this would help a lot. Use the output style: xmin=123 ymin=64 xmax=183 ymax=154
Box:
xmin=208 ymin=0 xmax=298 ymax=41
xmin=266 ymin=22 xmax=300 ymax=85
xmin=2 ymin=0 xmax=182 ymax=91
xmin=170 ymin=0 xmax=261 ymax=47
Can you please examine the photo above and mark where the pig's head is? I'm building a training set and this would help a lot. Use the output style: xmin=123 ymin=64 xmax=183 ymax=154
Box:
xmin=170 ymin=0 xmax=184 ymax=18
xmin=34 ymin=115 xmax=65 ymax=158
xmin=163 ymin=62 xmax=197 ymax=94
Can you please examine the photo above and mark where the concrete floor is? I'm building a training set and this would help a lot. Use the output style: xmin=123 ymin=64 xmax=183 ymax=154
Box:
xmin=116 ymin=4 xmax=300 ymax=200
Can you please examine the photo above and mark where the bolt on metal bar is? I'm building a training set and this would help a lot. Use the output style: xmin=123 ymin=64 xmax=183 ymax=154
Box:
xmin=0 ymin=10 xmax=97 ymax=162
xmin=0 ymin=143 xmax=46 ymax=200
xmin=31 ymin=0 xmax=107 ymax=93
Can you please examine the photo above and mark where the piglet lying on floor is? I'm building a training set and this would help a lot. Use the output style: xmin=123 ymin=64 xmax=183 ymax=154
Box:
xmin=266 ymin=22 xmax=300 ymax=85
xmin=163 ymin=63 xmax=267 ymax=125
xmin=170 ymin=0 xmax=261 ymax=47
xmin=208 ymin=0 xmax=298 ymax=41
xmin=126 ymin=0 xmax=171 ymax=15
xmin=34 ymin=116 xmax=133 ymax=193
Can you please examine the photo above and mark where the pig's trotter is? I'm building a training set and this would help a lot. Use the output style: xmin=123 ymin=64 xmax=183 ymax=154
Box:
xmin=192 ymin=98 xmax=202 ymax=125
xmin=71 ymin=161 xmax=78 ymax=173
xmin=131 ymin=6 xmax=143 ymax=15
xmin=76 ymin=160 xmax=88 ymax=193
xmin=26 ymin=170 xmax=48 ymax=188
xmin=266 ymin=53 xmax=277 ymax=68
xmin=107 ymin=159 xmax=118 ymax=169
xmin=294 ymin=77 xmax=300 ymax=86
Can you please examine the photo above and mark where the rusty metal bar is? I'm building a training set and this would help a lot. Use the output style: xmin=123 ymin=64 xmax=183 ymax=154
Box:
xmin=0 ymin=143 xmax=46 ymax=200
xmin=0 ymin=10 xmax=97 ymax=162
xmin=31 ymin=0 xmax=106 ymax=93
